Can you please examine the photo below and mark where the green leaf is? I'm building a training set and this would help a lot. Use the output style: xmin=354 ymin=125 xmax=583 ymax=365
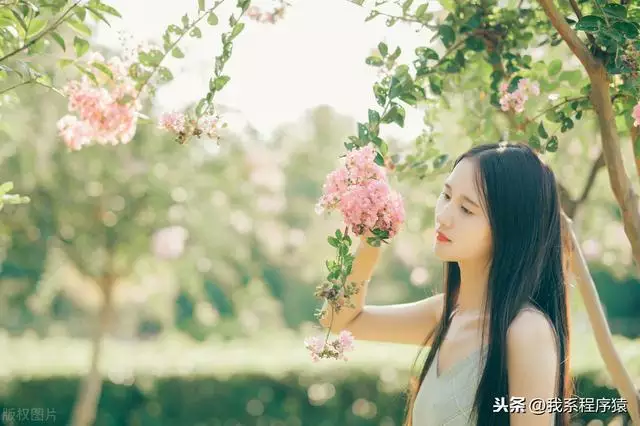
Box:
xmin=365 ymin=56 xmax=384 ymax=66
xmin=612 ymin=21 xmax=639 ymax=39
xmin=213 ymin=75 xmax=230 ymax=90
xmin=57 ymin=58 xmax=74 ymax=68
xmin=74 ymin=64 xmax=97 ymax=85
xmin=388 ymin=46 xmax=402 ymax=62
xmin=416 ymin=47 xmax=439 ymax=61
xmin=198 ymin=0 xmax=206 ymax=12
xmin=73 ymin=36 xmax=89 ymax=57
xmin=548 ymin=59 xmax=562 ymax=76
xmin=182 ymin=14 xmax=190 ymax=28
xmin=378 ymin=42 xmax=388 ymax=57
xmin=328 ymin=236 xmax=339 ymax=248
xmin=10 ymin=9 xmax=28 ymax=32
xmin=413 ymin=3 xmax=427 ymax=18
xmin=465 ymin=36 xmax=485 ymax=51
xmin=26 ymin=18 xmax=47 ymax=38
xmin=429 ymin=76 xmax=442 ymax=95
xmin=538 ymin=122 xmax=549 ymax=139
xmin=75 ymin=7 xmax=87 ymax=22
xmin=546 ymin=136 xmax=559 ymax=152
xmin=158 ymin=66 xmax=173 ymax=83
xmin=365 ymin=10 xmax=379 ymax=22
xmin=381 ymin=104 xmax=405 ymax=127
xmin=230 ymin=23 xmax=244 ymax=39
xmin=66 ymin=19 xmax=92 ymax=37
xmin=195 ymin=98 xmax=208 ymax=117
xmin=388 ymin=76 xmax=403 ymax=100
xmin=357 ymin=122 xmax=369 ymax=142
xmin=49 ymin=31 xmax=66 ymax=51
xmin=89 ymin=2 xmax=122 ymax=17
xmin=438 ymin=24 xmax=456 ymax=48
xmin=207 ymin=12 xmax=219 ymax=25
xmin=189 ymin=27 xmax=202 ymax=38
xmin=373 ymin=83 xmax=387 ymax=107
xmin=603 ymin=4 xmax=627 ymax=19
xmin=171 ymin=47 xmax=185 ymax=58
xmin=86 ymin=6 xmax=111 ymax=26
xmin=138 ymin=49 xmax=164 ymax=67
xmin=433 ymin=154 xmax=449 ymax=169
xmin=93 ymin=62 xmax=113 ymax=79
xmin=574 ymin=15 xmax=605 ymax=32
xmin=368 ymin=109 xmax=380 ymax=127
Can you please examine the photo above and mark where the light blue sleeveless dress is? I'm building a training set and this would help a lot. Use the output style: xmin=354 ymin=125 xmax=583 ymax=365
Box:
xmin=411 ymin=305 xmax=558 ymax=426
xmin=411 ymin=344 xmax=487 ymax=425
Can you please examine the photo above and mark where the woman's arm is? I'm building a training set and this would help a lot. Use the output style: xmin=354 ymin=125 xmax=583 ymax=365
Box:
xmin=318 ymin=234 xmax=444 ymax=346
xmin=507 ymin=309 xmax=560 ymax=426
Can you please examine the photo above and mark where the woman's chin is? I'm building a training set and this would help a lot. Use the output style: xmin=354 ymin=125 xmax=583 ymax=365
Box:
xmin=433 ymin=245 xmax=456 ymax=261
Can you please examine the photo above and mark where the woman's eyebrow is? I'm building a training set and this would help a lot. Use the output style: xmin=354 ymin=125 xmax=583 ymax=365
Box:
xmin=443 ymin=183 xmax=481 ymax=208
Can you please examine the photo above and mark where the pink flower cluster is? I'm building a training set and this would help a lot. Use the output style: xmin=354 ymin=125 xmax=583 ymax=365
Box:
xmin=57 ymin=53 xmax=141 ymax=151
xmin=304 ymin=330 xmax=355 ymax=362
xmin=315 ymin=144 xmax=405 ymax=238
xmin=633 ymin=102 xmax=640 ymax=127
xmin=246 ymin=0 xmax=289 ymax=24
xmin=158 ymin=110 xmax=221 ymax=144
xmin=499 ymin=78 xmax=540 ymax=113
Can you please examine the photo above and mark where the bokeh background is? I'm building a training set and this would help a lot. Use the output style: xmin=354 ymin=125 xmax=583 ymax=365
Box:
xmin=1 ymin=0 xmax=639 ymax=425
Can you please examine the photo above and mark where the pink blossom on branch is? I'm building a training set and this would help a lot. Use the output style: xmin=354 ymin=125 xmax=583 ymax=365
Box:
xmin=315 ymin=144 xmax=405 ymax=238
xmin=56 ymin=54 xmax=141 ymax=151
xmin=245 ymin=0 xmax=291 ymax=24
xmin=499 ymin=78 xmax=540 ymax=113
xmin=306 ymin=144 xmax=405 ymax=362
xmin=157 ymin=110 xmax=222 ymax=145
xmin=304 ymin=330 xmax=355 ymax=362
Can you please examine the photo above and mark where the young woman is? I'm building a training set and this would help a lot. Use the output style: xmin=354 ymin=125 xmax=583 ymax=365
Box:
xmin=320 ymin=142 xmax=572 ymax=426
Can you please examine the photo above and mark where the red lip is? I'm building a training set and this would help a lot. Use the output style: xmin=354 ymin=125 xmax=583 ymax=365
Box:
xmin=436 ymin=231 xmax=451 ymax=242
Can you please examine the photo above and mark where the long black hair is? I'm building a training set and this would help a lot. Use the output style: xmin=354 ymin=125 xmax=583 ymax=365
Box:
xmin=404 ymin=142 xmax=572 ymax=426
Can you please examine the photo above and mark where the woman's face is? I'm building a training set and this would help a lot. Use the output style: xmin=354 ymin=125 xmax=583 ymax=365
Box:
xmin=433 ymin=158 xmax=492 ymax=263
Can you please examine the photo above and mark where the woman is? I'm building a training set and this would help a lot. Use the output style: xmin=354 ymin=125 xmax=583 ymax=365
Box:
xmin=319 ymin=142 xmax=572 ymax=426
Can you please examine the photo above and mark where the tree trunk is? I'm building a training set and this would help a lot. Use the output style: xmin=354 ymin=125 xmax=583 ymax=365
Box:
xmin=69 ymin=277 xmax=114 ymax=426
xmin=561 ymin=212 xmax=640 ymax=423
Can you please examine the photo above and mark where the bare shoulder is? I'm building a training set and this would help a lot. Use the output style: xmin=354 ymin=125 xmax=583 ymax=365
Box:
xmin=507 ymin=308 xmax=560 ymax=423
xmin=507 ymin=308 xmax=557 ymax=352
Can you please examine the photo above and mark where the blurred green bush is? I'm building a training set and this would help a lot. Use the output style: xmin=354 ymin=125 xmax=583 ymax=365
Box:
xmin=0 ymin=371 xmax=631 ymax=426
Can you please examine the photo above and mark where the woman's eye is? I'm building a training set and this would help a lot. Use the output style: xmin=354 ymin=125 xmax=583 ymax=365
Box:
xmin=462 ymin=206 xmax=472 ymax=215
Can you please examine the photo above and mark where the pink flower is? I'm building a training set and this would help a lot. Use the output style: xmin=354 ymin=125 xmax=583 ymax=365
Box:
xmin=304 ymin=331 xmax=355 ymax=362
xmin=158 ymin=111 xmax=186 ymax=133
xmin=633 ymin=102 xmax=640 ymax=128
xmin=57 ymin=53 xmax=141 ymax=150
xmin=498 ymin=78 xmax=540 ymax=114
xmin=316 ymin=144 xmax=404 ymax=238
xmin=157 ymin=110 xmax=222 ymax=144
xmin=245 ymin=1 xmax=288 ymax=24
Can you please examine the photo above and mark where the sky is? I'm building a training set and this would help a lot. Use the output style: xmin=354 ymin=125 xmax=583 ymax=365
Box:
xmin=92 ymin=0 xmax=441 ymax=141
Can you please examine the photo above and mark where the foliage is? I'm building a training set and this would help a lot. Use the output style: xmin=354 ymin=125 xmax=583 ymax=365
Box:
xmin=0 ymin=369 xmax=635 ymax=425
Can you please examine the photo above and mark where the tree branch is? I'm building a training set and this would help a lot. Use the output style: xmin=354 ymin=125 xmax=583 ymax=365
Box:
xmin=0 ymin=0 xmax=82 ymax=64
xmin=557 ymin=151 xmax=605 ymax=218
xmin=568 ymin=0 xmax=597 ymax=45
xmin=536 ymin=0 xmax=598 ymax=71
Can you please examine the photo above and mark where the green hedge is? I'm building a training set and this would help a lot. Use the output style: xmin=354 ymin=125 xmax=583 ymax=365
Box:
xmin=0 ymin=371 xmax=631 ymax=426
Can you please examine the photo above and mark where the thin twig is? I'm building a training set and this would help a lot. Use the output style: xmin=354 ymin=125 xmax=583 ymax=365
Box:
xmin=0 ymin=0 xmax=82 ymax=64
